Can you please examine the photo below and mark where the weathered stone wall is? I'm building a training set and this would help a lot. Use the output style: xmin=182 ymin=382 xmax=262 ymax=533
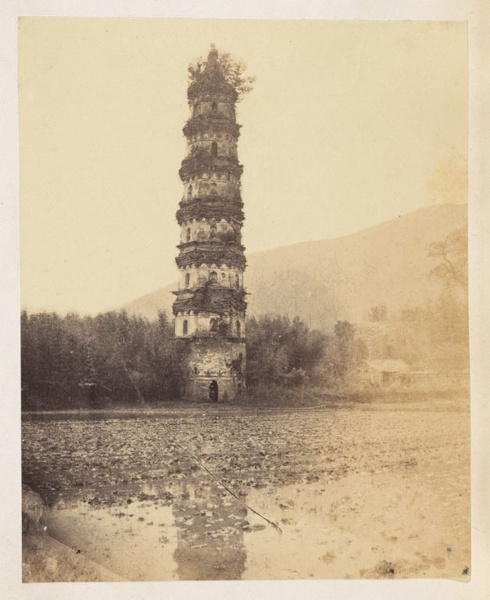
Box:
xmin=183 ymin=174 xmax=238 ymax=201
xmin=183 ymin=338 xmax=246 ymax=402
xmin=188 ymin=137 xmax=238 ymax=159
xmin=179 ymin=218 xmax=237 ymax=243
xmin=175 ymin=314 xmax=246 ymax=338
xmin=178 ymin=262 xmax=243 ymax=290
xmin=192 ymin=99 xmax=236 ymax=119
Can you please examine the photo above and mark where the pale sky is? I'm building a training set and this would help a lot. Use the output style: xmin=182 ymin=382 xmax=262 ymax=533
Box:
xmin=19 ymin=18 xmax=467 ymax=314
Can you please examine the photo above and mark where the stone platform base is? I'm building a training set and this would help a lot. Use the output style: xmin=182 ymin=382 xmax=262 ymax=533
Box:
xmin=179 ymin=337 xmax=246 ymax=402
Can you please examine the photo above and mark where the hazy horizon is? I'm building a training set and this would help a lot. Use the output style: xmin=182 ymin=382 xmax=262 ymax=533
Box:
xmin=19 ymin=19 xmax=467 ymax=315
xmin=21 ymin=202 xmax=467 ymax=317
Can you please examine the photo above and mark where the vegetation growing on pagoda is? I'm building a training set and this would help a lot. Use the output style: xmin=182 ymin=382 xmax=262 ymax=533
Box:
xmin=187 ymin=51 xmax=255 ymax=103
xmin=179 ymin=146 xmax=243 ymax=181
xmin=176 ymin=198 xmax=244 ymax=225
xmin=175 ymin=246 xmax=247 ymax=270
xmin=183 ymin=114 xmax=241 ymax=138
xmin=173 ymin=284 xmax=247 ymax=317
xmin=212 ymin=227 xmax=240 ymax=243
xmin=178 ymin=225 xmax=241 ymax=248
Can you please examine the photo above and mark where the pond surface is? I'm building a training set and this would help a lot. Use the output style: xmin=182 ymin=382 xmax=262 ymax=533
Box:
xmin=23 ymin=404 xmax=471 ymax=581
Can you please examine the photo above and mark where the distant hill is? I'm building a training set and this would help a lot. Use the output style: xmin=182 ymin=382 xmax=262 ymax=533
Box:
xmin=122 ymin=204 xmax=467 ymax=329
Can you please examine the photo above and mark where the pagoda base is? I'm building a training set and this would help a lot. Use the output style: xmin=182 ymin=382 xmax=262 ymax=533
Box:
xmin=179 ymin=337 xmax=246 ymax=402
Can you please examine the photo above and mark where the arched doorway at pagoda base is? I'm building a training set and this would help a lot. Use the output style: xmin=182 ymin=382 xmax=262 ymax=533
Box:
xmin=209 ymin=380 xmax=219 ymax=402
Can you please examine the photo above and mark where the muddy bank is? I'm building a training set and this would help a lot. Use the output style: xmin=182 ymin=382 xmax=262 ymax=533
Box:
xmin=23 ymin=532 xmax=125 ymax=583
xmin=22 ymin=485 xmax=124 ymax=583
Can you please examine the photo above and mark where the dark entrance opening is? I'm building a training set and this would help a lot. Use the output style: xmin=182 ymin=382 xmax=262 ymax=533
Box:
xmin=209 ymin=380 xmax=218 ymax=402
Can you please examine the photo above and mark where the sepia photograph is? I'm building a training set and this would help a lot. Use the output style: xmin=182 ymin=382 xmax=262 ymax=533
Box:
xmin=17 ymin=15 xmax=473 ymax=585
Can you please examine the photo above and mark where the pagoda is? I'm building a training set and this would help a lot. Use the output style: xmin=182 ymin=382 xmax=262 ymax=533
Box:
xmin=173 ymin=46 xmax=249 ymax=402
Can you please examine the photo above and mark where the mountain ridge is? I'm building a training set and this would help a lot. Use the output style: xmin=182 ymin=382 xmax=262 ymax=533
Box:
xmin=122 ymin=204 xmax=467 ymax=328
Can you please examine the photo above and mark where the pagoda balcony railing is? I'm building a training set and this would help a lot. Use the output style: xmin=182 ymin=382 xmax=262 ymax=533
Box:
xmin=182 ymin=332 xmax=246 ymax=343
xmin=172 ymin=284 xmax=247 ymax=315
xmin=175 ymin=253 xmax=246 ymax=269
xmin=173 ymin=282 xmax=247 ymax=297
xmin=176 ymin=198 xmax=244 ymax=225
xmin=177 ymin=233 xmax=241 ymax=249
xmin=179 ymin=191 xmax=242 ymax=206
xmin=179 ymin=151 xmax=243 ymax=180
xmin=175 ymin=244 xmax=246 ymax=269
xmin=183 ymin=113 xmax=241 ymax=138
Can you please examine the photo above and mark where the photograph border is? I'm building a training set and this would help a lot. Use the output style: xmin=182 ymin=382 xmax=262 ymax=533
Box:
xmin=1 ymin=1 xmax=489 ymax=599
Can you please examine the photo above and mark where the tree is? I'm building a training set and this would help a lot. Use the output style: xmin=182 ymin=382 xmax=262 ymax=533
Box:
xmin=20 ymin=309 xmax=186 ymax=409
xmin=427 ymin=226 xmax=468 ymax=290
xmin=368 ymin=304 xmax=387 ymax=322
xmin=427 ymin=226 xmax=469 ymax=348
xmin=246 ymin=314 xmax=328 ymax=387
xmin=333 ymin=321 xmax=355 ymax=379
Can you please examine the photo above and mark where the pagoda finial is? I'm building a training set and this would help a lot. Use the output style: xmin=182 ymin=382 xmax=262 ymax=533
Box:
xmin=208 ymin=44 xmax=218 ymax=64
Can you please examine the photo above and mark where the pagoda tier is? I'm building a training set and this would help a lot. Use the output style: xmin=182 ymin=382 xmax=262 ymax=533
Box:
xmin=179 ymin=151 xmax=243 ymax=181
xmin=176 ymin=198 xmax=244 ymax=225
xmin=183 ymin=114 xmax=241 ymax=139
xmin=172 ymin=285 xmax=247 ymax=317
xmin=175 ymin=245 xmax=246 ymax=270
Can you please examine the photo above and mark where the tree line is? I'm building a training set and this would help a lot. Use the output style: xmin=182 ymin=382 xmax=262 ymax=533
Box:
xmin=21 ymin=310 xmax=186 ymax=410
xmin=21 ymin=310 xmax=355 ymax=410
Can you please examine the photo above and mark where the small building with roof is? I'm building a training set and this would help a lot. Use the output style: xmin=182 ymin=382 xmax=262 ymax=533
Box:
xmin=359 ymin=359 xmax=411 ymax=386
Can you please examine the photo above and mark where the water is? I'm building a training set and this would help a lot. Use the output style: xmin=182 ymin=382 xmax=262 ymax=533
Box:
xmin=42 ymin=469 xmax=469 ymax=581
xmin=24 ymin=406 xmax=471 ymax=581
xmin=44 ymin=476 xmax=344 ymax=581
xmin=44 ymin=477 xmax=268 ymax=580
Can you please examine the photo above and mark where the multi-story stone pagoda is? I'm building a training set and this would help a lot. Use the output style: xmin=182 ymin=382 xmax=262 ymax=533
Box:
xmin=173 ymin=46 xmax=250 ymax=402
